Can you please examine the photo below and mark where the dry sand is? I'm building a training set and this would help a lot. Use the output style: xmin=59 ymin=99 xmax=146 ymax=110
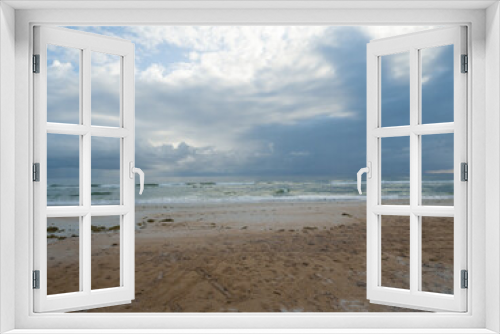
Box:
xmin=46 ymin=201 xmax=453 ymax=312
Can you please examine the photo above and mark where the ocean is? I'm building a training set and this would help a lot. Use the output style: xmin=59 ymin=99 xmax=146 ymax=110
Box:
xmin=46 ymin=177 xmax=454 ymax=206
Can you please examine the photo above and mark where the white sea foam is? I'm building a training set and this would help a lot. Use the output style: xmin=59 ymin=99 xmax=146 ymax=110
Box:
xmin=47 ymin=179 xmax=455 ymax=205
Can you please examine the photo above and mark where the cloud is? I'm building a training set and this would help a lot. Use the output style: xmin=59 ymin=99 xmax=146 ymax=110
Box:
xmin=47 ymin=45 xmax=80 ymax=124
xmin=49 ymin=59 xmax=74 ymax=74
xmin=91 ymin=52 xmax=122 ymax=126
xmin=47 ymin=25 xmax=455 ymax=181
xmin=130 ymin=26 xmax=336 ymax=90
xmin=135 ymin=140 xmax=260 ymax=178
xmin=126 ymin=26 xmax=362 ymax=153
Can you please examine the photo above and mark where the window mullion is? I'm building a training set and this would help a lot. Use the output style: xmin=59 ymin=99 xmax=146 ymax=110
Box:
xmin=82 ymin=47 xmax=92 ymax=294
xmin=409 ymin=47 xmax=420 ymax=294
xmin=78 ymin=48 xmax=84 ymax=293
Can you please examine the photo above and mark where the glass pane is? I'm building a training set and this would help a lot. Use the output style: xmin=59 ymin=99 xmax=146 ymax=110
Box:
xmin=421 ymin=216 xmax=454 ymax=294
xmin=91 ymin=137 xmax=120 ymax=205
xmin=47 ymin=44 xmax=80 ymax=124
xmin=381 ymin=215 xmax=410 ymax=290
xmin=381 ymin=136 xmax=410 ymax=205
xmin=91 ymin=216 xmax=121 ymax=290
xmin=47 ymin=217 xmax=80 ymax=295
xmin=91 ymin=52 xmax=121 ymax=127
xmin=47 ymin=134 xmax=80 ymax=206
xmin=421 ymin=133 xmax=454 ymax=206
xmin=381 ymin=52 xmax=410 ymax=127
xmin=421 ymin=45 xmax=454 ymax=124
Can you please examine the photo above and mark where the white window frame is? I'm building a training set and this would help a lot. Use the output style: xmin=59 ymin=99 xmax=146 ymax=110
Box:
xmin=366 ymin=26 xmax=468 ymax=312
xmin=33 ymin=26 xmax=136 ymax=313
xmin=1 ymin=1 xmax=499 ymax=333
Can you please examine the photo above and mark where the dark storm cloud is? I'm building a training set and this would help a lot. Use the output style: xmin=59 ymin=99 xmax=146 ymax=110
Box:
xmin=222 ymin=27 xmax=370 ymax=178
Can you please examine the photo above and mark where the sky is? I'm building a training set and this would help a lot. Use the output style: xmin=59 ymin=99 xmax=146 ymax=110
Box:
xmin=46 ymin=26 xmax=455 ymax=183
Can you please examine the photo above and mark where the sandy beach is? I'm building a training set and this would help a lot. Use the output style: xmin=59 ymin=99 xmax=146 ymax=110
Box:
xmin=46 ymin=201 xmax=453 ymax=312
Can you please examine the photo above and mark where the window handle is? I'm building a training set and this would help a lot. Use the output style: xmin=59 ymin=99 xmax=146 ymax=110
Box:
xmin=357 ymin=162 xmax=371 ymax=195
xmin=129 ymin=162 xmax=145 ymax=195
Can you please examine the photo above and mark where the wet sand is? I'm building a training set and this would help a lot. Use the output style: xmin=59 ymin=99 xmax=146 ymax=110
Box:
xmin=46 ymin=201 xmax=453 ymax=312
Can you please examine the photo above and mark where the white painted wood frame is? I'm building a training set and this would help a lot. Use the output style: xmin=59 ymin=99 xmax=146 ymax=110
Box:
xmin=32 ymin=26 xmax=135 ymax=312
xmin=366 ymin=26 xmax=467 ymax=312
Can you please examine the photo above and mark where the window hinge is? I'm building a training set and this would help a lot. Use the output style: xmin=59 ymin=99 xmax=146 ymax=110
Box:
xmin=461 ymin=54 xmax=468 ymax=73
xmin=461 ymin=162 xmax=468 ymax=181
xmin=33 ymin=163 xmax=40 ymax=182
xmin=461 ymin=270 xmax=468 ymax=289
xmin=33 ymin=54 xmax=40 ymax=73
xmin=33 ymin=270 xmax=40 ymax=289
